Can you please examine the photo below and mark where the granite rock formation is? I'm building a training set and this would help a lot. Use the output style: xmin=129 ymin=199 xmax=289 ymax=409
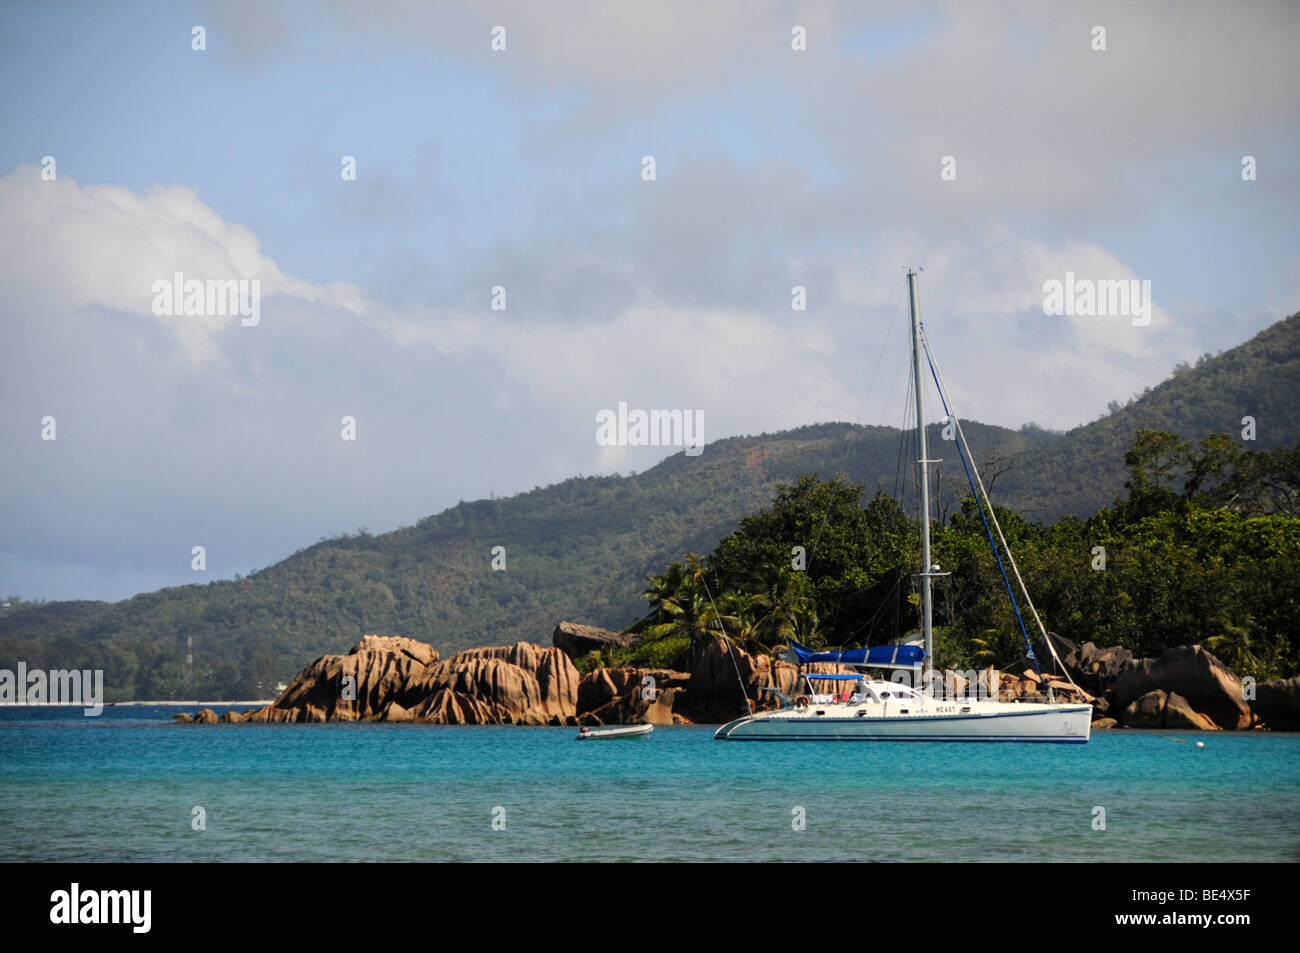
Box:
xmin=179 ymin=629 xmax=1275 ymax=731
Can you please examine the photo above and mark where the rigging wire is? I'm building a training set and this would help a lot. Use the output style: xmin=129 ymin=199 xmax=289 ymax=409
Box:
xmin=833 ymin=571 xmax=905 ymax=648
xmin=824 ymin=347 xmax=916 ymax=653
xmin=699 ymin=573 xmax=755 ymax=716
xmin=918 ymin=337 xmax=1040 ymax=680
xmin=920 ymin=330 xmax=1081 ymax=693
xmin=892 ymin=359 xmax=915 ymax=501
xmin=699 ymin=286 xmax=908 ymax=695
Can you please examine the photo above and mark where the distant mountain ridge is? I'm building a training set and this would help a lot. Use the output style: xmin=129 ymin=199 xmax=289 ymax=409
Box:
xmin=2 ymin=311 xmax=1297 ymax=699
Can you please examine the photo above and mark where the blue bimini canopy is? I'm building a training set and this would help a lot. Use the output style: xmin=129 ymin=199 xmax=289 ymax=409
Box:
xmin=786 ymin=639 xmax=926 ymax=669
xmin=800 ymin=673 xmax=863 ymax=682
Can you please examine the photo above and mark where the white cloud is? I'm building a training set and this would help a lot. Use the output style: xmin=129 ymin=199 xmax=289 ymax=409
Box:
xmin=5 ymin=0 xmax=1300 ymax=603
xmin=0 ymin=167 xmax=365 ymax=368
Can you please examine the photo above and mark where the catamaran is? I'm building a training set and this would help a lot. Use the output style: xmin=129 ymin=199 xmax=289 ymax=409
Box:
xmin=715 ymin=270 xmax=1093 ymax=742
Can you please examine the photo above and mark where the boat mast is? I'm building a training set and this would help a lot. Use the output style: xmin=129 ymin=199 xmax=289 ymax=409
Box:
xmin=907 ymin=269 xmax=934 ymax=689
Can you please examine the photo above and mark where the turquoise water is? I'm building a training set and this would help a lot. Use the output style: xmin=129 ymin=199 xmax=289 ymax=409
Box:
xmin=2 ymin=706 xmax=1298 ymax=862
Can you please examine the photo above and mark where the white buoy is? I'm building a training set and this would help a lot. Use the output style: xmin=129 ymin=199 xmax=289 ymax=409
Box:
xmin=1196 ymin=741 xmax=1205 ymax=747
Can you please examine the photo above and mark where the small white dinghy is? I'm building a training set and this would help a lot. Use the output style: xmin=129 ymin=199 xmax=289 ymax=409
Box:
xmin=576 ymin=723 xmax=654 ymax=740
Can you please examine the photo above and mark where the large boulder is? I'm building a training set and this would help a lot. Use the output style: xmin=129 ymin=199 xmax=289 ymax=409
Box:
xmin=273 ymin=634 xmax=440 ymax=721
xmin=1041 ymin=676 xmax=1097 ymax=707
xmin=552 ymin=622 xmax=636 ymax=659
xmin=1026 ymin=632 xmax=1083 ymax=675
xmin=1123 ymin=690 xmax=1168 ymax=728
xmin=681 ymin=638 xmax=851 ymax=722
xmin=219 ymin=636 xmax=580 ymax=726
xmin=1016 ymin=634 xmax=1137 ymax=697
xmin=1113 ymin=645 xmax=1252 ymax=730
xmin=417 ymin=643 xmax=580 ymax=724
xmin=1164 ymin=692 xmax=1220 ymax=731
xmin=1251 ymin=676 xmax=1300 ymax=730
xmin=1075 ymin=642 xmax=1137 ymax=696
xmin=996 ymin=670 xmax=1097 ymax=709
xmin=379 ymin=701 xmax=413 ymax=723
xmin=1119 ymin=688 xmax=1219 ymax=730
xmin=194 ymin=633 xmax=921 ymax=728
xmin=407 ymin=688 xmax=512 ymax=725
xmin=577 ymin=667 xmax=685 ymax=713
xmin=682 ymin=637 xmax=750 ymax=723
xmin=576 ymin=667 xmax=684 ymax=726
xmin=241 ymin=706 xmax=297 ymax=723
xmin=999 ymin=672 xmax=1036 ymax=699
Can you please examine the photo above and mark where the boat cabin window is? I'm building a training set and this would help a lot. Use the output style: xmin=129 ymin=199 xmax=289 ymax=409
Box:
xmin=846 ymin=682 xmax=924 ymax=704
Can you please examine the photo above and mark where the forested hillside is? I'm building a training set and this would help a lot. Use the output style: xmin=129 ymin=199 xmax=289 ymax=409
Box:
xmin=2 ymin=312 xmax=1296 ymax=699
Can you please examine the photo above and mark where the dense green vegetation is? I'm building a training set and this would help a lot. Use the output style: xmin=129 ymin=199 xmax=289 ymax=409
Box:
xmin=1 ymin=312 xmax=1296 ymax=699
xmin=990 ymin=312 xmax=1300 ymax=519
xmin=630 ymin=436 xmax=1300 ymax=681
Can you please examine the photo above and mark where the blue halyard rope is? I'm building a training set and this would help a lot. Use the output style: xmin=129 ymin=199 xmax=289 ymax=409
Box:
xmin=922 ymin=343 xmax=1042 ymax=678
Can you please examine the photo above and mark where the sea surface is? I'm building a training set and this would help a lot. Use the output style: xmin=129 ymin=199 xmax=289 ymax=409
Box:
xmin=2 ymin=705 xmax=1298 ymax=862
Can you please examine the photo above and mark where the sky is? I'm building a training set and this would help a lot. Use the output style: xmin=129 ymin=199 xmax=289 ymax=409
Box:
xmin=2 ymin=0 xmax=1299 ymax=602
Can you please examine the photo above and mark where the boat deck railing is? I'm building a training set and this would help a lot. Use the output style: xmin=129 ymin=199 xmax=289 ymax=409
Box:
xmin=790 ymin=690 xmax=1090 ymax=707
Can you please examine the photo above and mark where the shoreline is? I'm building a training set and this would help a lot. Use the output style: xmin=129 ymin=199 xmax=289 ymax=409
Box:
xmin=0 ymin=700 xmax=274 ymax=707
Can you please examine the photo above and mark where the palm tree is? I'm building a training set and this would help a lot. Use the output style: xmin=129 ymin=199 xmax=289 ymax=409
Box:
xmin=746 ymin=565 xmax=813 ymax=648
xmin=1204 ymin=610 xmax=1258 ymax=674
xmin=720 ymin=591 xmax=768 ymax=653
xmin=786 ymin=599 xmax=826 ymax=648
xmin=639 ymin=554 xmax=729 ymax=666
xmin=640 ymin=562 xmax=686 ymax=621
xmin=970 ymin=628 xmax=1000 ymax=667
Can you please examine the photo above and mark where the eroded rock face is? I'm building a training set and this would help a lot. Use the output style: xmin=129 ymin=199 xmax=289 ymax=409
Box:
xmin=1076 ymin=642 xmax=1137 ymax=695
xmin=576 ymin=667 xmax=690 ymax=726
xmin=1119 ymin=688 xmax=1221 ymax=730
xmin=199 ymin=632 xmax=856 ymax=726
xmin=185 ymin=631 xmax=1279 ymax=731
xmin=1123 ymin=689 xmax=1168 ymax=728
xmin=1252 ymin=676 xmax=1300 ymax=730
xmin=241 ymin=706 xmax=297 ymax=723
xmin=273 ymin=634 xmax=440 ymax=722
xmin=1164 ymin=692 xmax=1220 ymax=731
xmin=682 ymin=638 xmax=750 ymax=723
xmin=678 ymin=638 xmax=858 ymax=722
xmin=406 ymin=688 xmax=505 ymax=725
xmin=1113 ymin=645 xmax=1252 ymax=730
xmin=684 ymin=639 xmax=774 ymax=723
xmin=997 ymin=672 xmax=1096 ymax=709
xmin=212 ymin=636 xmax=582 ymax=726
xmin=416 ymin=643 xmax=580 ymax=724
xmin=1010 ymin=639 xmax=1253 ymax=730
xmin=552 ymin=622 xmax=637 ymax=659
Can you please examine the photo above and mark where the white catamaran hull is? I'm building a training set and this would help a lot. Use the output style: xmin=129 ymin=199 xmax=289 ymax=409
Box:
xmin=714 ymin=702 xmax=1092 ymax=743
xmin=710 ymin=272 xmax=1096 ymax=745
